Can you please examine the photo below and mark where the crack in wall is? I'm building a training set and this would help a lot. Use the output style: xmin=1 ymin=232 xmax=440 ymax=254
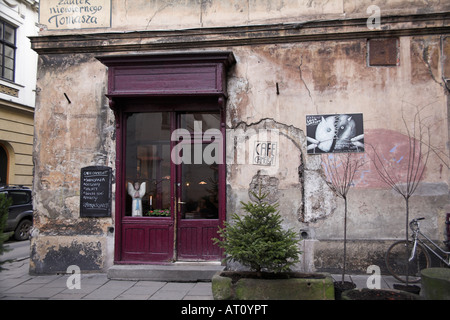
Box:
xmin=145 ymin=1 xmax=173 ymax=30
xmin=228 ymin=117 xmax=337 ymax=224
xmin=228 ymin=118 xmax=307 ymax=221
xmin=298 ymin=56 xmax=319 ymax=114
xmin=421 ymin=49 xmax=446 ymax=90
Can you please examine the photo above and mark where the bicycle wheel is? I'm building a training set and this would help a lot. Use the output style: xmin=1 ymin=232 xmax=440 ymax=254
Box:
xmin=385 ymin=240 xmax=430 ymax=283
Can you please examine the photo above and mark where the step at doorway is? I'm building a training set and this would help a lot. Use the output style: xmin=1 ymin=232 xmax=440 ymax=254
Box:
xmin=107 ymin=262 xmax=224 ymax=282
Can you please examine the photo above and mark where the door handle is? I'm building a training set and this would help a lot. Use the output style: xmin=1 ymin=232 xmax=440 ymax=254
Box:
xmin=178 ymin=201 xmax=186 ymax=204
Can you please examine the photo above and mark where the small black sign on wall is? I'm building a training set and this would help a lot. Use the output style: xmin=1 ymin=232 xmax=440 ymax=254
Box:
xmin=80 ymin=166 xmax=112 ymax=218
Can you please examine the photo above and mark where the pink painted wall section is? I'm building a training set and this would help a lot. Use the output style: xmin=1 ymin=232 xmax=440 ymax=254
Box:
xmin=322 ymin=129 xmax=427 ymax=189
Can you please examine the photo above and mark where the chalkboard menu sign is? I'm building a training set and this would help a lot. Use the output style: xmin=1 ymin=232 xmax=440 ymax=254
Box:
xmin=80 ymin=166 xmax=112 ymax=218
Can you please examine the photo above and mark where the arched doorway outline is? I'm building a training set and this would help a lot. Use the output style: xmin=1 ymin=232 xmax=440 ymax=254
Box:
xmin=0 ymin=141 xmax=14 ymax=186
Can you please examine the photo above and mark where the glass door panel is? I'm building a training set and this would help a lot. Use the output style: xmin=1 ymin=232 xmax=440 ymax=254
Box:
xmin=176 ymin=111 xmax=223 ymax=260
xmin=125 ymin=112 xmax=171 ymax=217
xmin=180 ymin=155 xmax=219 ymax=220
xmin=177 ymin=112 xmax=220 ymax=220
xmin=179 ymin=112 xmax=221 ymax=133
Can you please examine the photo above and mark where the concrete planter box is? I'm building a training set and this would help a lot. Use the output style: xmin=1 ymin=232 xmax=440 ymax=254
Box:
xmin=420 ymin=268 xmax=450 ymax=300
xmin=212 ymin=271 xmax=334 ymax=300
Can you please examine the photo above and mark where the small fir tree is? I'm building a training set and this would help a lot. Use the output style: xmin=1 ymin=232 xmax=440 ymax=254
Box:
xmin=214 ymin=191 xmax=301 ymax=274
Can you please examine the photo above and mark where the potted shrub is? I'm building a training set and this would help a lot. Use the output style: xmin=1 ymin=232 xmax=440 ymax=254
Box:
xmin=212 ymin=191 xmax=334 ymax=300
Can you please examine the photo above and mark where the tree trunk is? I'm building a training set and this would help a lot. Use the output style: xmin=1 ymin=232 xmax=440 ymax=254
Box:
xmin=342 ymin=197 xmax=348 ymax=284
xmin=405 ymin=196 xmax=410 ymax=286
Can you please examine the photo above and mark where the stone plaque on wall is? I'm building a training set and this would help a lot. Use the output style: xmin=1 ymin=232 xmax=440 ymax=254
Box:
xmin=40 ymin=0 xmax=112 ymax=30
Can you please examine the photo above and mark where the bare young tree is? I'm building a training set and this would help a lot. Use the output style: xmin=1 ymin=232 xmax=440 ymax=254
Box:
xmin=369 ymin=103 xmax=449 ymax=285
xmin=322 ymin=152 xmax=366 ymax=284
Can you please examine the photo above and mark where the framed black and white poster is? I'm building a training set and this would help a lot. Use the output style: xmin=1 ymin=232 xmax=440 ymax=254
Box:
xmin=306 ymin=113 xmax=364 ymax=154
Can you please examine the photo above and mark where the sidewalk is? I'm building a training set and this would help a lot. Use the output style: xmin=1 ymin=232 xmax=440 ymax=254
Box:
xmin=0 ymin=258 xmax=416 ymax=300
xmin=0 ymin=259 xmax=214 ymax=300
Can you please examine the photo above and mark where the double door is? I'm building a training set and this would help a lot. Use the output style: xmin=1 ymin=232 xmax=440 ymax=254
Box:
xmin=119 ymin=110 xmax=225 ymax=263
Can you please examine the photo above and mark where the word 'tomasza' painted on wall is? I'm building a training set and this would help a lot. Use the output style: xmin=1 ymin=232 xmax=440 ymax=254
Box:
xmin=40 ymin=0 xmax=112 ymax=30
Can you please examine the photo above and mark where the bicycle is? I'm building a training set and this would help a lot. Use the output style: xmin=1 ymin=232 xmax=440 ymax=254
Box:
xmin=385 ymin=217 xmax=450 ymax=283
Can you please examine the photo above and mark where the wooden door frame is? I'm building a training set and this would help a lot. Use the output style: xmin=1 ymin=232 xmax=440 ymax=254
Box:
xmin=97 ymin=52 xmax=235 ymax=264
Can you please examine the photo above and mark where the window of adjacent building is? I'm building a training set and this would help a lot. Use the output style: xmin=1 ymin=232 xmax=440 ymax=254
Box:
xmin=0 ymin=20 xmax=16 ymax=82
xmin=0 ymin=144 xmax=7 ymax=186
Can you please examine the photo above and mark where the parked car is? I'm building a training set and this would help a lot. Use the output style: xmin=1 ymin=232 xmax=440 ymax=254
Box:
xmin=0 ymin=186 xmax=33 ymax=241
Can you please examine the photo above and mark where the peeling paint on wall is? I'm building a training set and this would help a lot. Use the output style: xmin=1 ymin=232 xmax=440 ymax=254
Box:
xmin=30 ymin=5 xmax=449 ymax=274
xmin=30 ymin=237 xmax=105 ymax=274
xmin=226 ymin=118 xmax=337 ymax=227
xmin=31 ymin=53 xmax=115 ymax=274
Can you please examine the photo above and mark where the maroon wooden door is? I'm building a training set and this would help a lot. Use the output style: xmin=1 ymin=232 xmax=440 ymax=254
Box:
xmin=119 ymin=110 xmax=224 ymax=263
xmin=175 ymin=112 xmax=224 ymax=261
xmin=120 ymin=112 xmax=175 ymax=263
xmin=98 ymin=52 xmax=235 ymax=264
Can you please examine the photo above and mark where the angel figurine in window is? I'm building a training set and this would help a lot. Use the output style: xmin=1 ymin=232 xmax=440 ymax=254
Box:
xmin=127 ymin=182 xmax=146 ymax=217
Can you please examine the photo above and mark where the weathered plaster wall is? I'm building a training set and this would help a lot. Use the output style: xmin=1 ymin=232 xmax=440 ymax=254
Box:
xmin=225 ymin=36 xmax=448 ymax=272
xmin=31 ymin=2 xmax=449 ymax=274
xmin=38 ymin=0 xmax=450 ymax=34
xmin=30 ymin=54 xmax=116 ymax=274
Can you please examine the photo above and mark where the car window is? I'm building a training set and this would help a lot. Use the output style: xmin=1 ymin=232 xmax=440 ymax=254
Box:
xmin=9 ymin=191 xmax=31 ymax=205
